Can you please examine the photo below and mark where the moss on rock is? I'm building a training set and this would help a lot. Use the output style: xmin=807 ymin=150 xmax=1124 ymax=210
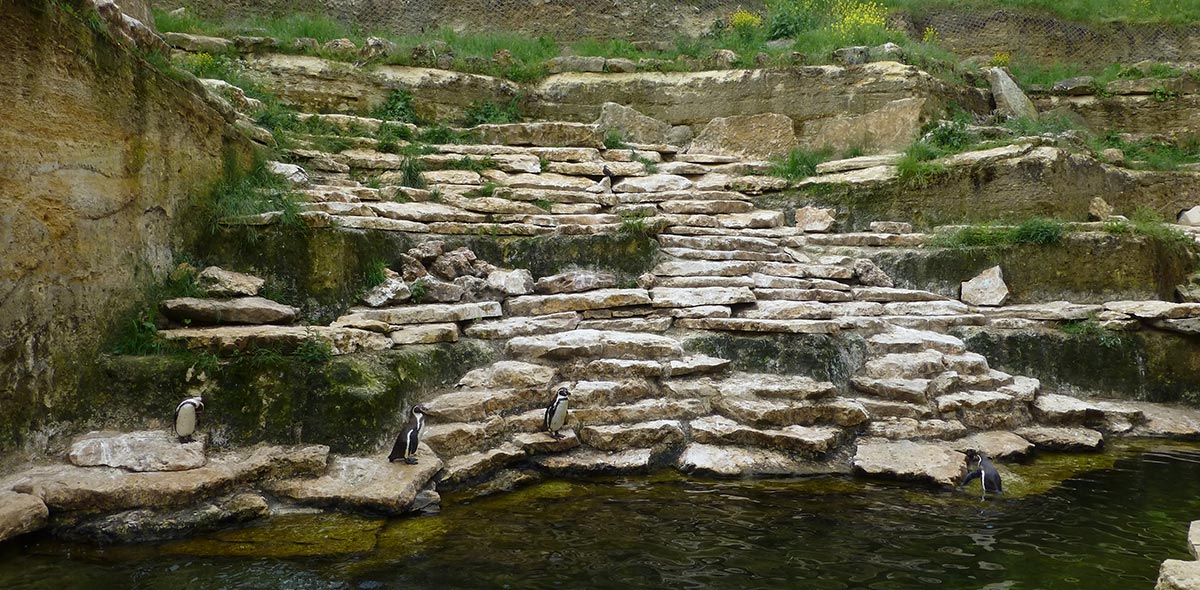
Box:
xmin=682 ymin=332 xmax=867 ymax=387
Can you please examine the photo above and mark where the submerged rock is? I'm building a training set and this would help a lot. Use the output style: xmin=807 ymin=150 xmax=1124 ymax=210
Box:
xmin=55 ymin=493 xmax=269 ymax=544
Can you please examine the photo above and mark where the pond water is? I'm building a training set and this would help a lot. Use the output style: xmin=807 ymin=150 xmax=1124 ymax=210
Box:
xmin=3 ymin=442 xmax=1200 ymax=590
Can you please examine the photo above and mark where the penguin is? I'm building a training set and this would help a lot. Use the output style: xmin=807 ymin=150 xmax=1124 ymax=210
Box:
xmin=174 ymin=396 xmax=204 ymax=443
xmin=543 ymin=387 xmax=570 ymax=439
xmin=961 ymin=450 xmax=1003 ymax=500
xmin=602 ymin=165 xmax=614 ymax=179
xmin=389 ymin=406 xmax=427 ymax=464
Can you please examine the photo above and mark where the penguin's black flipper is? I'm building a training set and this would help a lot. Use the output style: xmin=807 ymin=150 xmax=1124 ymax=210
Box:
xmin=387 ymin=432 xmax=407 ymax=462
xmin=960 ymin=469 xmax=983 ymax=487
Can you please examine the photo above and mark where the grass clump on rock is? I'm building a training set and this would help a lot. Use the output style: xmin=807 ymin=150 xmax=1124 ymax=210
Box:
xmin=932 ymin=218 xmax=1066 ymax=249
xmin=768 ymin=148 xmax=832 ymax=182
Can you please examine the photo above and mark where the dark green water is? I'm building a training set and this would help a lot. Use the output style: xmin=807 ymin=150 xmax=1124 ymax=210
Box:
xmin=3 ymin=443 xmax=1200 ymax=590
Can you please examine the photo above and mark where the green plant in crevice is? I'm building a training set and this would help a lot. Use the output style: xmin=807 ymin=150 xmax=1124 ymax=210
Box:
xmin=924 ymin=119 xmax=974 ymax=152
xmin=1127 ymin=207 xmax=1194 ymax=253
xmin=1152 ymin=86 xmax=1179 ymax=103
xmin=931 ymin=218 xmax=1065 ymax=249
xmin=475 ymin=182 xmax=499 ymax=198
xmin=418 ymin=124 xmax=472 ymax=145
xmin=895 ymin=140 xmax=947 ymax=188
xmin=1060 ymin=317 xmax=1124 ymax=349
xmin=400 ymin=157 xmax=427 ymax=189
xmin=768 ymin=148 xmax=831 ymax=182
xmin=462 ymin=99 xmax=522 ymax=126
xmin=294 ymin=336 xmax=333 ymax=364
xmin=207 ymin=154 xmax=303 ymax=231
xmin=376 ymin=122 xmax=414 ymax=153
xmin=409 ymin=279 xmax=428 ymax=303
xmin=617 ymin=211 xmax=653 ymax=237
xmin=362 ymin=259 xmax=389 ymax=290
xmin=533 ymin=199 xmax=553 ymax=212
xmin=1010 ymin=217 xmax=1065 ymax=245
xmin=634 ymin=155 xmax=659 ymax=175
xmin=603 ymin=129 xmax=629 ymax=150
xmin=112 ymin=308 xmax=162 ymax=355
xmin=374 ymin=89 xmax=418 ymax=123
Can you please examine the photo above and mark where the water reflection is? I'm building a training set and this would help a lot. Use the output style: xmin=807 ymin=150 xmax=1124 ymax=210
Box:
xmin=2 ymin=444 xmax=1200 ymax=590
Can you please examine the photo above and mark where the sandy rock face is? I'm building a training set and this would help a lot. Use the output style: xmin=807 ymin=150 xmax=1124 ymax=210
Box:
xmin=0 ymin=492 xmax=48 ymax=543
xmin=687 ymin=113 xmax=799 ymax=160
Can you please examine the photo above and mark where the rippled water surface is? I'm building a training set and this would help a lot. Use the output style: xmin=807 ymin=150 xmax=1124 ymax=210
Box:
xmin=4 ymin=443 xmax=1200 ymax=590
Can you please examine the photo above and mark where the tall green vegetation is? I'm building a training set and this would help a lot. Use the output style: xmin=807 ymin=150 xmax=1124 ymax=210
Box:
xmin=768 ymin=148 xmax=832 ymax=182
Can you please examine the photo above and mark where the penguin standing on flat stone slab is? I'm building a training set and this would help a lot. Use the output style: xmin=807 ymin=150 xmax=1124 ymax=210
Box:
xmin=174 ymin=396 xmax=204 ymax=443
xmin=961 ymin=450 xmax=1003 ymax=500
xmin=389 ymin=406 xmax=427 ymax=465
xmin=543 ymin=387 xmax=570 ymax=439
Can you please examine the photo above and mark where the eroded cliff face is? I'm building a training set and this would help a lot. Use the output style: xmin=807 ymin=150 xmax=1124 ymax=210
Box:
xmin=0 ymin=0 xmax=255 ymax=457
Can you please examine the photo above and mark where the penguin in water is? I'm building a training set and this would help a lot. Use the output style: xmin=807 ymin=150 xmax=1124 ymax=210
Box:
xmin=543 ymin=387 xmax=570 ymax=439
xmin=961 ymin=450 xmax=1003 ymax=500
xmin=174 ymin=396 xmax=204 ymax=443
xmin=389 ymin=406 xmax=427 ymax=464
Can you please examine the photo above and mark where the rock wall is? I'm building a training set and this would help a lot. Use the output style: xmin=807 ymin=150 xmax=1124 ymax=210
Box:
xmin=157 ymin=0 xmax=756 ymax=41
xmin=0 ymin=0 xmax=256 ymax=457
xmin=900 ymin=10 xmax=1200 ymax=67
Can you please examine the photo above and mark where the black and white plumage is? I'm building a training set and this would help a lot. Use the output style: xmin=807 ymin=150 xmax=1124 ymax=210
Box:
xmin=543 ymin=387 xmax=570 ymax=439
xmin=961 ymin=451 xmax=1003 ymax=499
xmin=389 ymin=406 xmax=427 ymax=464
xmin=174 ymin=396 xmax=205 ymax=442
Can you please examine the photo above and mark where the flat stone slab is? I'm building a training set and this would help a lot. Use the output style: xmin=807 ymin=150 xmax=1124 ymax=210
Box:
xmin=864 ymin=418 xmax=967 ymax=440
xmin=945 ymin=431 xmax=1033 ymax=460
xmin=850 ymin=377 xmax=930 ymax=404
xmin=158 ymin=326 xmax=392 ymax=356
xmin=852 ymin=439 xmax=966 ymax=487
xmin=649 ymin=287 xmax=755 ymax=308
xmin=852 ymin=287 xmax=946 ymax=302
xmin=578 ymin=420 xmax=685 ymax=451
xmin=463 ymin=311 xmax=580 ymax=339
xmin=652 ymin=260 xmax=758 ymax=277
xmin=161 ymin=297 xmax=297 ymax=325
xmin=674 ymin=317 xmax=841 ymax=334
xmin=266 ymin=449 xmax=442 ymax=515
xmin=69 ymin=430 xmax=207 ymax=472
xmin=512 ymin=430 xmax=582 ymax=454
xmin=571 ymin=399 xmax=706 ymax=426
xmin=981 ymin=301 xmax=1104 ymax=321
xmin=1105 ymin=300 xmax=1200 ymax=320
xmin=457 ymin=361 xmax=558 ymax=389
xmin=532 ymin=447 xmax=654 ymax=475
xmin=508 ymin=329 xmax=682 ymax=360
xmin=534 ymin=271 xmax=617 ymax=294
xmin=1129 ymin=403 xmax=1200 ymax=438
xmin=863 ymin=350 xmax=946 ymax=380
xmin=389 ymin=323 xmax=459 ymax=345
xmin=1014 ymin=426 xmax=1104 ymax=451
xmin=439 ymin=444 xmax=527 ymax=486
xmin=341 ymin=301 xmax=502 ymax=325
xmin=868 ymin=327 xmax=965 ymax=354
xmin=504 ymin=289 xmax=651 ymax=316
xmin=677 ymin=443 xmax=840 ymax=478
xmin=60 ymin=492 xmax=270 ymax=545
xmin=667 ymin=355 xmax=731 ymax=377
xmin=715 ymin=372 xmax=837 ymax=400
xmin=714 ymin=397 xmax=869 ymax=428
xmin=197 ymin=266 xmax=263 ymax=297
xmin=11 ymin=445 xmax=329 ymax=512
xmin=423 ymin=389 xmax=541 ymax=423
xmin=739 ymin=300 xmax=834 ymax=320
xmin=0 ymin=492 xmax=48 ymax=543
xmin=690 ymin=415 xmax=843 ymax=455
xmin=422 ymin=417 xmax=506 ymax=457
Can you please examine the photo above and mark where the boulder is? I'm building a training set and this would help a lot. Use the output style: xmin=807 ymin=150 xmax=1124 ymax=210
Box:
xmin=0 ymin=492 xmax=48 ymax=543
xmin=1158 ymin=559 xmax=1200 ymax=590
xmin=389 ymin=323 xmax=458 ymax=345
xmin=945 ymin=431 xmax=1033 ymax=460
xmin=267 ymin=161 xmax=309 ymax=185
xmin=1179 ymin=206 xmax=1200 ymax=227
xmin=1088 ymin=197 xmax=1115 ymax=221
xmin=687 ymin=113 xmax=798 ymax=160
xmin=457 ymin=361 xmax=557 ymax=389
xmin=852 ymin=439 xmax=966 ymax=486
xmin=68 ymin=430 xmax=207 ymax=472
xmin=985 ymin=67 xmax=1038 ymax=120
xmin=197 ymin=266 xmax=263 ymax=297
xmin=430 ymin=247 xmax=478 ymax=280
xmin=832 ymin=46 xmax=869 ymax=65
xmin=594 ymin=102 xmax=671 ymax=145
xmin=160 ymin=297 xmax=297 ymax=325
xmin=361 ymin=270 xmax=410 ymax=307
xmin=486 ymin=269 xmax=535 ymax=295
xmin=359 ymin=36 xmax=397 ymax=60
xmin=1053 ymin=76 xmax=1095 ymax=96
xmin=805 ymin=97 xmax=930 ymax=154
xmin=960 ymin=266 xmax=1009 ymax=306
xmin=266 ymin=449 xmax=442 ymax=515
xmin=853 ymin=259 xmax=894 ymax=288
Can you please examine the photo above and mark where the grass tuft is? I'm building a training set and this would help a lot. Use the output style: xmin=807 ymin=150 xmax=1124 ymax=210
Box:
xmin=768 ymin=148 xmax=832 ymax=182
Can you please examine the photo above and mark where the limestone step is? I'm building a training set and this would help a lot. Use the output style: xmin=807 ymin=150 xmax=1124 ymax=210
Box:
xmin=804 ymin=233 xmax=927 ymax=247
xmin=532 ymin=447 xmax=654 ymax=476
xmin=1013 ymin=426 xmax=1104 ymax=451
xmin=511 ymin=431 xmax=582 ymax=454
xmin=753 ymin=274 xmax=851 ymax=291
xmin=652 ymin=260 xmax=758 ymax=277
xmin=689 ymin=415 xmax=844 ymax=456
xmin=851 ymin=439 xmax=964 ymax=487
xmin=757 ymin=262 xmax=854 ymax=280
xmin=654 ymin=276 xmax=753 ymax=289
xmin=457 ymin=361 xmax=559 ymax=390
xmin=507 ymin=329 xmax=683 ymax=361
xmin=340 ymin=301 xmax=501 ymax=325
xmin=565 ymin=358 xmax=669 ymax=379
xmin=577 ymin=317 xmax=673 ymax=332
xmin=423 ymin=417 xmax=507 ymax=457
xmin=882 ymin=301 xmax=970 ymax=316
xmin=160 ymin=297 xmax=297 ymax=326
xmin=658 ymin=234 xmax=782 ymax=253
xmin=570 ymin=399 xmax=708 ymax=426
xmin=879 ymin=314 xmax=987 ymax=330
xmin=560 ymin=380 xmax=657 ymax=408
xmin=649 ymin=286 xmax=756 ymax=308
xmin=751 ymin=289 xmax=853 ymax=303
xmin=436 ymin=144 xmax=602 ymax=162
xmin=944 ymin=431 xmax=1034 ymax=460
xmin=714 ymin=396 xmax=870 ymax=428
xmin=978 ymin=301 xmax=1104 ymax=321
xmin=866 ymin=327 xmax=965 ymax=355
xmin=577 ymin=420 xmax=686 ymax=452
xmin=737 ymin=300 xmax=833 ymax=320
xmin=423 ymin=389 xmax=546 ymax=423
xmin=928 ymin=369 xmax=1015 ymax=395
xmin=437 ymin=443 xmax=526 ymax=486
xmin=463 ymin=312 xmax=581 ymax=339
xmin=852 ymin=287 xmax=948 ymax=302
xmin=504 ymin=289 xmax=651 ymax=316
xmin=864 ymin=418 xmax=967 ymax=440
xmin=676 ymin=443 xmax=843 ymax=478
xmin=1032 ymin=394 xmax=1145 ymax=431
xmin=660 ymin=247 xmax=792 ymax=262
xmin=849 ymin=376 xmax=930 ymax=404
xmin=714 ymin=372 xmax=838 ymax=400
xmin=853 ymin=397 xmax=933 ymax=420
xmin=662 ymin=225 xmax=800 ymax=238
xmin=936 ymin=390 xmax=1029 ymax=429
xmin=862 ymin=351 xmax=947 ymax=380
xmin=673 ymin=317 xmax=844 ymax=334
xmin=158 ymin=325 xmax=391 ymax=356
xmin=943 ymin=352 xmax=991 ymax=376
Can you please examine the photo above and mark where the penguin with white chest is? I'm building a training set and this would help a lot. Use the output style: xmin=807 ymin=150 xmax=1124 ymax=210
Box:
xmin=961 ymin=450 xmax=1003 ymax=500
xmin=174 ymin=396 xmax=205 ymax=443
xmin=389 ymin=406 xmax=427 ymax=464
xmin=543 ymin=387 xmax=570 ymax=439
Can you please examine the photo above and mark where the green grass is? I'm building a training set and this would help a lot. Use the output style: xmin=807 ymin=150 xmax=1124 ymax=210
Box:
xmin=876 ymin=0 xmax=1200 ymax=25
xmin=443 ymin=156 xmax=497 ymax=173
xmin=409 ymin=279 xmax=428 ymax=303
xmin=462 ymin=99 xmax=522 ymax=126
xmin=399 ymin=157 xmax=426 ymax=189
xmin=603 ymin=129 xmax=629 ymax=150
xmin=1104 ymin=207 xmax=1194 ymax=253
xmin=111 ymin=307 xmax=162 ymax=355
xmin=767 ymin=148 xmax=832 ymax=182
xmin=1009 ymin=60 xmax=1187 ymax=92
xmin=1060 ymin=317 xmax=1124 ymax=348
xmin=362 ymin=260 xmax=389 ymax=290
xmin=895 ymin=140 xmax=948 ymax=188
xmin=932 ymin=218 xmax=1066 ymax=249
xmin=208 ymin=155 xmax=303 ymax=230
xmin=1091 ymin=132 xmax=1200 ymax=171
xmin=373 ymin=89 xmax=418 ymax=124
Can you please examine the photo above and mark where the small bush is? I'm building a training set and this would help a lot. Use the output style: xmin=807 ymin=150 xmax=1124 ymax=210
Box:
xmin=603 ymin=129 xmax=629 ymax=150
xmin=1010 ymin=218 xmax=1065 ymax=246
xmin=400 ymin=158 xmax=426 ymax=189
xmin=409 ymin=279 xmax=428 ymax=303
xmin=294 ymin=337 xmax=333 ymax=364
xmin=374 ymin=89 xmax=418 ymax=123
xmin=925 ymin=120 xmax=974 ymax=152
xmin=768 ymin=148 xmax=832 ymax=182
xmin=463 ymin=99 xmax=522 ymax=126
xmin=363 ymin=260 xmax=389 ymax=290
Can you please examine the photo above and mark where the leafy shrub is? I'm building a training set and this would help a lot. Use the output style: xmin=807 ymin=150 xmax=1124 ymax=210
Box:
xmin=463 ymin=99 xmax=522 ymax=126
xmin=374 ymin=89 xmax=417 ymax=123
xmin=768 ymin=148 xmax=832 ymax=182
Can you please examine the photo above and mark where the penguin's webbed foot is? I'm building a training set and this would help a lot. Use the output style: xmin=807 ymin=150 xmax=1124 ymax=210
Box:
xmin=405 ymin=458 xmax=419 ymax=465
xmin=551 ymin=432 xmax=563 ymax=439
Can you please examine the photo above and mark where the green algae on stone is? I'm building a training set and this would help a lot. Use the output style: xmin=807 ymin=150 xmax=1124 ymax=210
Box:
xmin=451 ymin=232 xmax=660 ymax=280
xmin=159 ymin=513 xmax=384 ymax=558
xmin=683 ymin=332 xmax=868 ymax=386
